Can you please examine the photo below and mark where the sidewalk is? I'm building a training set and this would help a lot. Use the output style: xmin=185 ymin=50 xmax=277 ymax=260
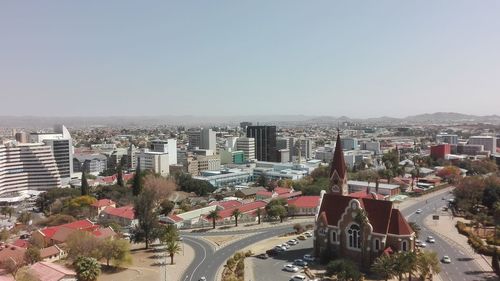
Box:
xmin=423 ymin=214 xmax=497 ymax=280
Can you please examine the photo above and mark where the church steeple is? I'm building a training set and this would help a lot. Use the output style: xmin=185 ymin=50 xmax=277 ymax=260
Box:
xmin=329 ymin=130 xmax=348 ymax=195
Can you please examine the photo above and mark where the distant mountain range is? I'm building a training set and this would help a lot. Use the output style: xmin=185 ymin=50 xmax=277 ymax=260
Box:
xmin=0 ymin=112 xmax=499 ymax=129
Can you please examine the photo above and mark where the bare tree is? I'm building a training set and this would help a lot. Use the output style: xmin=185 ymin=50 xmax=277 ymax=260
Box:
xmin=143 ymin=175 xmax=177 ymax=203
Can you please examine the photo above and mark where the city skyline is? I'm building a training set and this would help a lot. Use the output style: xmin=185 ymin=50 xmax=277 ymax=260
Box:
xmin=1 ymin=1 xmax=500 ymax=117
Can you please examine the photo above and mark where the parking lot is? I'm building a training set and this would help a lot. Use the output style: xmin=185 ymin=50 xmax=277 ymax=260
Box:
xmin=250 ymin=234 xmax=315 ymax=281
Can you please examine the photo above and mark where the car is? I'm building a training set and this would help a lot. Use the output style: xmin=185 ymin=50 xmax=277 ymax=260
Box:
xmin=441 ymin=256 xmax=451 ymax=263
xmin=281 ymin=243 xmax=291 ymax=249
xmin=304 ymin=232 xmax=313 ymax=237
xmin=287 ymin=239 xmax=299 ymax=245
xmin=303 ymin=254 xmax=315 ymax=262
xmin=266 ymin=249 xmax=278 ymax=256
xmin=426 ymin=236 xmax=436 ymax=243
xmin=284 ymin=264 xmax=300 ymax=272
xmin=416 ymin=209 xmax=422 ymax=214
xmin=294 ymin=259 xmax=308 ymax=267
xmin=297 ymin=235 xmax=306 ymax=240
xmin=199 ymin=277 xmax=206 ymax=281
xmin=290 ymin=275 xmax=307 ymax=281
xmin=256 ymin=253 xmax=268 ymax=259
xmin=419 ymin=242 xmax=427 ymax=248
xmin=442 ymin=206 xmax=448 ymax=211
xmin=274 ymin=246 xmax=286 ymax=252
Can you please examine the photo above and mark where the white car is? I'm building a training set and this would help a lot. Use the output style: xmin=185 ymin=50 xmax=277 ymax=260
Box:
xmin=274 ymin=246 xmax=286 ymax=252
xmin=304 ymin=232 xmax=313 ymax=237
xmin=199 ymin=278 xmax=206 ymax=281
xmin=303 ymin=254 xmax=315 ymax=262
xmin=419 ymin=242 xmax=427 ymax=248
xmin=441 ymin=256 xmax=451 ymax=263
xmin=282 ymin=243 xmax=291 ymax=249
xmin=284 ymin=264 xmax=299 ymax=272
xmin=287 ymin=239 xmax=299 ymax=245
xmin=290 ymin=275 xmax=307 ymax=281
xmin=294 ymin=259 xmax=308 ymax=267
xmin=416 ymin=209 xmax=422 ymax=214
xmin=426 ymin=236 xmax=436 ymax=243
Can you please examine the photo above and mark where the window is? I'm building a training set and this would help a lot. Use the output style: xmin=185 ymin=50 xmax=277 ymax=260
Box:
xmin=402 ymin=240 xmax=408 ymax=252
xmin=347 ymin=224 xmax=361 ymax=249
xmin=331 ymin=231 xmax=337 ymax=242
xmin=374 ymin=239 xmax=380 ymax=251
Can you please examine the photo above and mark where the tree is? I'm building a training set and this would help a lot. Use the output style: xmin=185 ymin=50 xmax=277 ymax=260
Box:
xmin=268 ymin=205 xmax=287 ymax=223
xmin=288 ymin=204 xmax=298 ymax=218
xmin=416 ymin=251 xmax=441 ymax=280
xmin=5 ymin=207 xmax=13 ymax=219
xmin=66 ymin=231 xmax=102 ymax=260
xmin=160 ymin=224 xmax=180 ymax=244
xmin=436 ymin=166 xmax=461 ymax=183
xmin=100 ymin=238 xmax=131 ymax=267
xmin=132 ymin=166 xmax=143 ymax=196
xmin=399 ymin=251 xmax=418 ymax=281
xmin=143 ymin=175 xmax=176 ymax=202
xmin=256 ymin=174 xmax=268 ymax=187
xmin=207 ymin=210 xmax=221 ymax=229
xmin=39 ymin=214 xmax=76 ymax=227
xmin=174 ymin=173 xmax=215 ymax=196
xmin=409 ymin=222 xmax=421 ymax=238
xmin=81 ymin=171 xmax=90 ymax=196
xmin=159 ymin=200 xmax=175 ymax=216
xmin=372 ymin=254 xmax=396 ymax=281
xmin=133 ymin=187 xmax=161 ymax=249
xmin=0 ymin=206 xmax=8 ymax=218
xmin=65 ymin=196 xmax=97 ymax=218
xmin=16 ymin=267 xmax=40 ymax=281
xmin=75 ymin=256 xmax=101 ymax=281
xmin=293 ymin=223 xmax=304 ymax=234
xmin=0 ymin=229 xmax=9 ymax=242
xmin=326 ymin=259 xmax=362 ymax=281
xmin=255 ymin=208 xmax=263 ymax=224
xmin=232 ymin=209 xmax=242 ymax=227
xmin=24 ymin=246 xmax=41 ymax=264
xmin=117 ymin=166 xmax=124 ymax=187
xmin=36 ymin=188 xmax=80 ymax=213
xmin=165 ymin=240 xmax=182 ymax=265
xmin=17 ymin=211 xmax=32 ymax=225
xmin=4 ymin=257 xmax=23 ymax=278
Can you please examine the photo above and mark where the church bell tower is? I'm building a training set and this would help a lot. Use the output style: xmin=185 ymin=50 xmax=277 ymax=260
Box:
xmin=329 ymin=131 xmax=348 ymax=195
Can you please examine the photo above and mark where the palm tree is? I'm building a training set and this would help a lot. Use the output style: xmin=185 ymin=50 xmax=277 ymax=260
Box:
xmin=207 ymin=210 xmax=221 ymax=229
xmin=165 ymin=240 xmax=182 ymax=264
xmin=256 ymin=208 xmax=263 ymax=224
xmin=371 ymin=255 xmax=396 ymax=281
xmin=231 ymin=209 xmax=242 ymax=227
xmin=75 ymin=256 xmax=101 ymax=281
xmin=416 ymin=251 xmax=441 ymax=280
xmin=403 ymin=251 xmax=418 ymax=281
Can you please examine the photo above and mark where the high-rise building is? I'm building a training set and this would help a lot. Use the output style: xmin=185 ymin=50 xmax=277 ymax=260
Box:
xmin=289 ymin=138 xmax=313 ymax=162
xmin=361 ymin=141 xmax=381 ymax=155
xmin=138 ymin=151 xmax=170 ymax=176
xmin=236 ymin=137 xmax=255 ymax=161
xmin=187 ymin=129 xmax=216 ymax=151
xmin=150 ymin=139 xmax=177 ymax=165
xmin=246 ymin=126 xmax=277 ymax=162
xmin=341 ymin=138 xmax=358 ymax=151
xmin=30 ymin=125 xmax=73 ymax=185
xmin=0 ymin=142 xmax=62 ymax=199
xmin=127 ymin=144 xmax=139 ymax=170
xmin=436 ymin=133 xmax=459 ymax=145
xmin=15 ymin=132 xmax=29 ymax=143
xmin=468 ymin=136 xmax=497 ymax=154
xmin=276 ymin=138 xmax=289 ymax=150
xmin=240 ymin=122 xmax=252 ymax=131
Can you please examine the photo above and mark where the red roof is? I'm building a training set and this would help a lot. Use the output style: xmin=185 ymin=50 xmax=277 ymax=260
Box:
xmin=349 ymin=191 xmax=385 ymax=200
xmin=278 ymin=191 xmax=302 ymax=199
xmin=103 ymin=205 xmax=135 ymax=220
xmin=123 ymin=173 xmax=134 ymax=181
xmin=330 ymin=133 xmax=347 ymax=181
xmin=274 ymin=187 xmax=294 ymax=194
xmin=92 ymin=199 xmax=116 ymax=208
xmin=287 ymin=196 xmax=320 ymax=208
xmin=12 ymin=239 xmax=30 ymax=248
xmin=209 ymin=200 xmax=243 ymax=210
xmin=388 ymin=209 xmax=414 ymax=235
xmin=167 ymin=214 xmax=183 ymax=223
xmin=92 ymin=227 xmax=117 ymax=239
xmin=210 ymin=200 xmax=267 ymax=220
xmin=40 ymin=219 xmax=96 ymax=239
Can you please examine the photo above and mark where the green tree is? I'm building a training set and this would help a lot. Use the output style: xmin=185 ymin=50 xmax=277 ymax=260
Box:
xmin=267 ymin=205 xmax=287 ymax=223
xmin=256 ymin=174 xmax=268 ymax=187
xmin=207 ymin=210 xmax=221 ymax=229
xmin=416 ymin=251 xmax=441 ymax=280
xmin=232 ymin=209 xmax=242 ymax=227
xmin=372 ymin=254 xmax=396 ymax=281
xmin=17 ymin=211 xmax=32 ymax=225
xmin=100 ymin=238 xmax=131 ymax=267
xmin=159 ymin=200 xmax=175 ymax=216
xmin=75 ymin=256 xmax=101 ymax=281
xmin=326 ymin=259 xmax=362 ymax=281
xmin=165 ymin=239 xmax=182 ymax=264
xmin=81 ymin=171 xmax=90 ymax=196
xmin=24 ymin=246 xmax=42 ymax=264
xmin=132 ymin=187 xmax=160 ymax=249
xmin=132 ymin=166 xmax=143 ymax=196
xmin=36 ymin=188 xmax=81 ymax=213
xmin=117 ymin=165 xmax=124 ymax=187
xmin=0 ymin=229 xmax=9 ymax=242
xmin=160 ymin=224 xmax=180 ymax=244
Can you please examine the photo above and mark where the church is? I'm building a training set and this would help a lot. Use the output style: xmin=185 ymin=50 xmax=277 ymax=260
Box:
xmin=314 ymin=133 xmax=415 ymax=268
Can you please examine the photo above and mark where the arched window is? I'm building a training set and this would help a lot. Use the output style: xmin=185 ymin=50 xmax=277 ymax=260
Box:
xmin=347 ymin=224 xmax=361 ymax=249
xmin=374 ymin=239 xmax=380 ymax=251
xmin=331 ymin=231 xmax=337 ymax=242
xmin=402 ymin=240 xmax=408 ymax=252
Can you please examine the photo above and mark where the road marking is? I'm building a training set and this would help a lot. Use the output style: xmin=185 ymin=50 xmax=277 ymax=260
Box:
xmin=185 ymin=237 xmax=207 ymax=281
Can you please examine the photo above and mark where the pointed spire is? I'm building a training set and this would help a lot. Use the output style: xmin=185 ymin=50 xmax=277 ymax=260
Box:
xmin=329 ymin=131 xmax=348 ymax=195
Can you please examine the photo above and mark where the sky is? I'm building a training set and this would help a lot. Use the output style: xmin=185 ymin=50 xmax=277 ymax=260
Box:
xmin=1 ymin=1 xmax=500 ymax=118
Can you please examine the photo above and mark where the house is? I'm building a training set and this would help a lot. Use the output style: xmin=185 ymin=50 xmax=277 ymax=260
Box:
xmin=30 ymin=262 xmax=76 ymax=281
xmin=0 ymin=244 xmax=25 ymax=266
xmin=234 ymin=186 xmax=267 ymax=199
xmin=314 ymin=133 xmax=415 ymax=269
xmin=287 ymin=196 xmax=321 ymax=216
xmin=100 ymin=205 xmax=137 ymax=228
xmin=91 ymin=199 xmax=116 ymax=217
xmin=204 ymin=200 xmax=268 ymax=225
xmin=40 ymin=245 xmax=66 ymax=262
xmin=209 ymin=200 xmax=243 ymax=210
xmin=255 ymin=187 xmax=302 ymax=200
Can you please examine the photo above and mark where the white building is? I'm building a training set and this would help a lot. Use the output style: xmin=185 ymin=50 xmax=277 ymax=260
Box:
xmin=30 ymin=125 xmax=73 ymax=185
xmin=469 ymin=136 xmax=497 ymax=154
xmin=150 ymin=139 xmax=177 ymax=165
xmin=187 ymin=129 xmax=216 ymax=151
xmin=138 ymin=151 xmax=170 ymax=176
xmin=236 ymin=137 xmax=255 ymax=161
xmin=197 ymin=155 xmax=221 ymax=172
xmin=0 ymin=142 xmax=62 ymax=203
xmin=361 ymin=141 xmax=381 ymax=155
xmin=436 ymin=133 xmax=459 ymax=145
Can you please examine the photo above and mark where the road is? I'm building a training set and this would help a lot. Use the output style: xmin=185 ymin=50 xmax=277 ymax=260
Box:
xmin=183 ymin=188 xmax=490 ymax=281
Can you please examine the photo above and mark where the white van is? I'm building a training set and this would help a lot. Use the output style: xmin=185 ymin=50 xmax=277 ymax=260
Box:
xmin=290 ymin=275 xmax=307 ymax=281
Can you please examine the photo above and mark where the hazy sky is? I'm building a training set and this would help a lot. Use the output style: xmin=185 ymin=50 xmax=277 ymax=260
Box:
xmin=1 ymin=1 xmax=500 ymax=118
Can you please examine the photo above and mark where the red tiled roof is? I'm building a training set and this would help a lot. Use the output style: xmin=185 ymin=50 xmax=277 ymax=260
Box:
xmin=103 ymin=205 xmax=135 ymax=220
xmin=278 ymin=191 xmax=302 ymax=199
xmin=212 ymin=200 xmax=267 ymax=220
xmin=274 ymin=187 xmax=294 ymax=194
xmin=388 ymin=209 xmax=414 ymax=235
xmin=62 ymin=219 xmax=95 ymax=230
xmin=256 ymin=190 xmax=272 ymax=197
xmin=0 ymin=244 xmax=26 ymax=264
xmin=30 ymin=262 xmax=75 ymax=281
xmin=92 ymin=199 xmax=116 ymax=208
xmin=349 ymin=191 xmax=385 ymax=200
xmin=167 ymin=214 xmax=183 ymax=222
xmin=12 ymin=239 xmax=30 ymax=248
xmin=330 ymin=133 xmax=347 ymax=181
xmin=209 ymin=200 xmax=243 ymax=210
xmin=40 ymin=246 xmax=61 ymax=259
xmin=287 ymin=196 xmax=320 ymax=208
xmin=92 ymin=227 xmax=117 ymax=239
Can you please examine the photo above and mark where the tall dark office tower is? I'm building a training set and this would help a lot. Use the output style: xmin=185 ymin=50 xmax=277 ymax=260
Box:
xmin=246 ymin=126 xmax=277 ymax=162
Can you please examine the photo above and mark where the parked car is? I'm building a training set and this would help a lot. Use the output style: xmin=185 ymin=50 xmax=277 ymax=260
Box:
xmin=290 ymin=275 xmax=307 ymax=281
xmin=304 ymin=232 xmax=313 ymax=237
xmin=297 ymin=235 xmax=306 ymax=240
xmin=274 ymin=246 xmax=286 ymax=252
xmin=256 ymin=253 xmax=268 ymax=259
xmin=416 ymin=209 xmax=422 ymax=214
xmin=426 ymin=236 xmax=436 ymax=243
xmin=266 ymin=249 xmax=278 ymax=256
xmin=287 ymin=239 xmax=299 ymax=245
xmin=281 ymin=243 xmax=291 ymax=249
xmin=441 ymin=256 xmax=451 ymax=263
xmin=303 ymin=254 xmax=315 ymax=262
xmin=199 ymin=277 xmax=206 ymax=281
xmin=294 ymin=259 xmax=308 ymax=267
xmin=284 ymin=264 xmax=299 ymax=272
